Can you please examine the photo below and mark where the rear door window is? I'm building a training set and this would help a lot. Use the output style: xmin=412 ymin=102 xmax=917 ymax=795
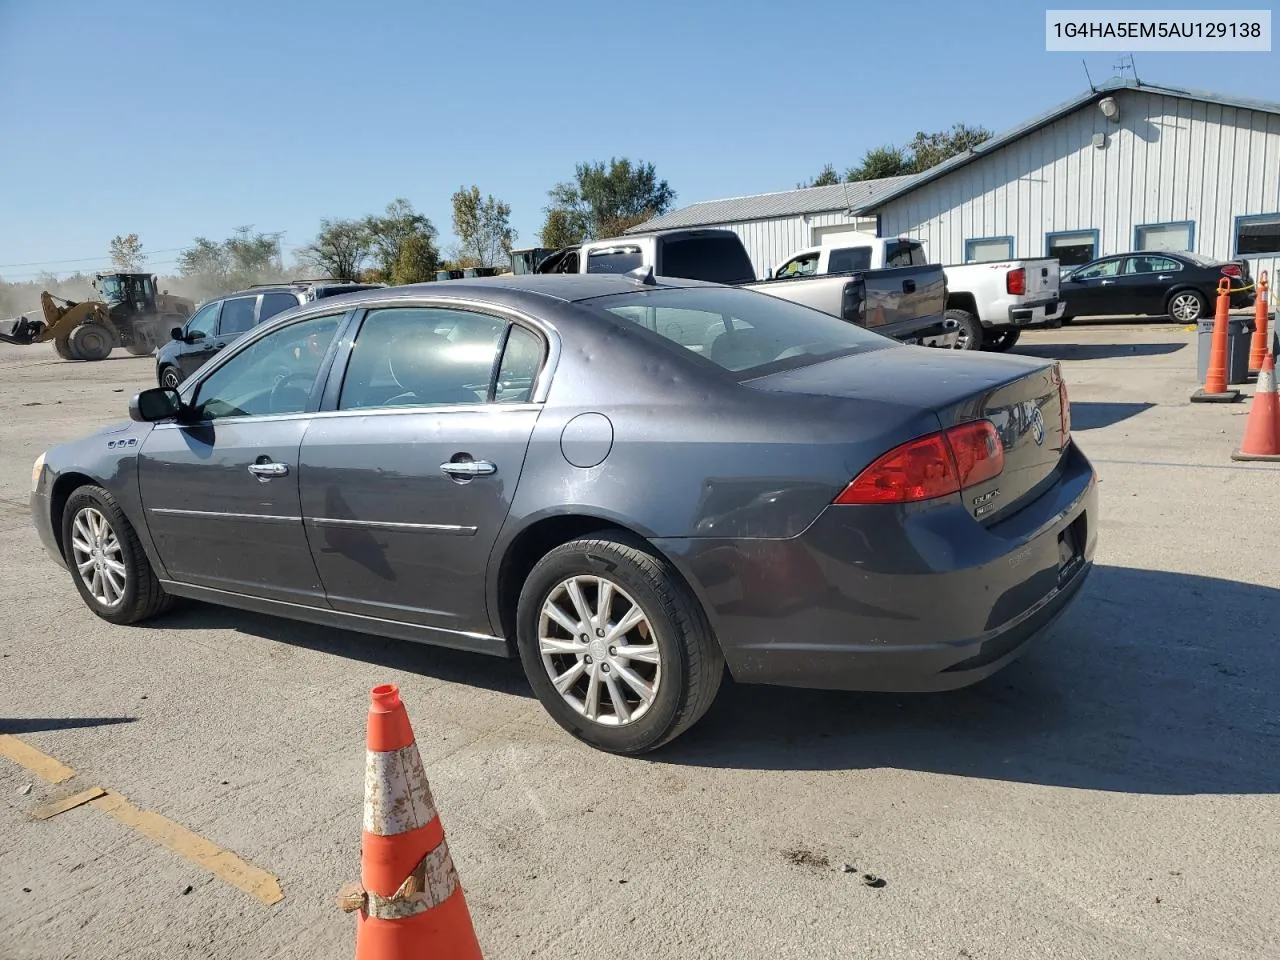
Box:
xmin=218 ymin=296 xmax=258 ymax=337
xmin=586 ymin=246 xmax=644 ymax=274
xmin=884 ymin=241 xmax=917 ymax=268
xmin=827 ymin=247 xmax=872 ymax=273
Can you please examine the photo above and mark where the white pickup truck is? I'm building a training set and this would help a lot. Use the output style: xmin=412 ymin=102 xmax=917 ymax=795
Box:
xmin=769 ymin=231 xmax=1065 ymax=351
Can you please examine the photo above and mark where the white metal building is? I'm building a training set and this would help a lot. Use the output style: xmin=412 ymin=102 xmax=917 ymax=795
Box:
xmin=630 ymin=78 xmax=1280 ymax=287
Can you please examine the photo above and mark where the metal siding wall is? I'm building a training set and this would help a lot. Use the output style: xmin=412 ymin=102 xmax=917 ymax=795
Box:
xmin=873 ymin=90 xmax=1280 ymax=279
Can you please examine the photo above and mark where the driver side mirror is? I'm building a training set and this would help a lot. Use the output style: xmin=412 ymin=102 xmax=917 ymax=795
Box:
xmin=129 ymin=386 xmax=186 ymax=423
xmin=170 ymin=327 xmax=185 ymax=341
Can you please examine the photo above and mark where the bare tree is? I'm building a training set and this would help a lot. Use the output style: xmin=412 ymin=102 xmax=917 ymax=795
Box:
xmin=109 ymin=234 xmax=146 ymax=271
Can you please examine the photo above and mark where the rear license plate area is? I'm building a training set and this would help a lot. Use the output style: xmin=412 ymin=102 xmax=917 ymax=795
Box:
xmin=1057 ymin=514 xmax=1086 ymax=583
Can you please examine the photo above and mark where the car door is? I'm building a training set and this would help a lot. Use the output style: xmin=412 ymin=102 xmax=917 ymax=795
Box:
xmin=213 ymin=294 xmax=259 ymax=351
xmin=137 ymin=309 xmax=350 ymax=604
xmin=1060 ymin=257 xmax=1122 ymax=317
xmin=298 ymin=304 xmax=547 ymax=636
xmin=177 ymin=301 xmax=222 ymax=377
xmin=1118 ymin=255 xmax=1183 ymax=315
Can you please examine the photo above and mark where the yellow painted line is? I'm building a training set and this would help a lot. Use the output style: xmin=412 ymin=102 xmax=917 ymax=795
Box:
xmin=89 ymin=791 xmax=285 ymax=906
xmin=32 ymin=786 xmax=107 ymax=820
xmin=1 ymin=734 xmax=284 ymax=907
xmin=0 ymin=734 xmax=75 ymax=783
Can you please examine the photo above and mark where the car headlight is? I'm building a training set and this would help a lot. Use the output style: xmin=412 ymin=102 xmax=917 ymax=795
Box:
xmin=31 ymin=452 xmax=46 ymax=493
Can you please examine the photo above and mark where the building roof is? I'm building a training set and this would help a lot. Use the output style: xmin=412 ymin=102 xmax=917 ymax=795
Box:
xmin=852 ymin=77 xmax=1280 ymax=214
xmin=623 ymin=176 xmax=913 ymax=233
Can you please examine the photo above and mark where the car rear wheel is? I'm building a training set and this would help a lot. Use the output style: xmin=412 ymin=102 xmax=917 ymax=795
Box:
xmin=945 ymin=308 xmax=983 ymax=350
xmin=515 ymin=532 xmax=724 ymax=754
xmin=1166 ymin=290 xmax=1207 ymax=323
xmin=982 ymin=328 xmax=1022 ymax=352
xmin=62 ymin=485 xmax=173 ymax=625
xmin=159 ymin=365 xmax=182 ymax=389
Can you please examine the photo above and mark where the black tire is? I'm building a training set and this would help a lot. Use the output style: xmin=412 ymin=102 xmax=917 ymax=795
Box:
xmin=159 ymin=364 xmax=183 ymax=389
xmin=53 ymin=334 xmax=74 ymax=360
xmin=945 ymin=308 xmax=984 ymax=350
xmin=1165 ymin=289 xmax=1207 ymax=324
xmin=68 ymin=323 xmax=114 ymax=361
xmin=983 ymin=328 xmax=1022 ymax=352
xmin=515 ymin=532 xmax=724 ymax=754
xmin=1059 ymin=315 xmax=1075 ymax=325
xmin=61 ymin=485 xmax=173 ymax=625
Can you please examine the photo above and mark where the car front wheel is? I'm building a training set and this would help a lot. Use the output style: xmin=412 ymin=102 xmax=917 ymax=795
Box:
xmin=159 ymin=365 xmax=182 ymax=389
xmin=516 ymin=532 xmax=724 ymax=754
xmin=62 ymin=485 xmax=173 ymax=625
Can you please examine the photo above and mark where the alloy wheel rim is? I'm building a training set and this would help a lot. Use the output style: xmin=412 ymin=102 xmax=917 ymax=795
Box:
xmin=162 ymin=369 xmax=179 ymax=387
xmin=538 ymin=575 xmax=661 ymax=726
xmin=70 ymin=507 xmax=126 ymax=608
xmin=1172 ymin=294 xmax=1200 ymax=321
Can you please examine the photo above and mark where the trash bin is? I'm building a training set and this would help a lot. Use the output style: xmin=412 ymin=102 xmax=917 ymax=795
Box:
xmin=1196 ymin=317 xmax=1255 ymax=385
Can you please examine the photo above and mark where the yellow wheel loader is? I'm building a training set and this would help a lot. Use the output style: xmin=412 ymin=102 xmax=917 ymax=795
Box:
xmin=0 ymin=272 xmax=194 ymax=361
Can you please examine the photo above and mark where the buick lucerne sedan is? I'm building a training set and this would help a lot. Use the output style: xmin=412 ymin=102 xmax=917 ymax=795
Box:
xmin=29 ymin=273 xmax=1097 ymax=753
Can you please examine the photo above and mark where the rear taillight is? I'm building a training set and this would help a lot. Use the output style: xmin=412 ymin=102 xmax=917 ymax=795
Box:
xmin=1221 ymin=264 xmax=1243 ymax=278
xmin=1059 ymin=378 xmax=1071 ymax=445
xmin=835 ymin=421 xmax=1004 ymax=505
xmin=1006 ymin=267 xmax=1027 ymax=296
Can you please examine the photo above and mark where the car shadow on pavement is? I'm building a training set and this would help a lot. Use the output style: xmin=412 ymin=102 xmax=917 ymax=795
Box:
xmin=142 ymin=605 xmax=532 ymax=699
xmin=1069 ymin=401 xmax=1156 ymax=430
xmin=1012 ymin=342 xmax=1187 ymax=361
xmin=657 ymin=565 xmax=1280 ymax=796
xmin=0 ymin=716 xmax=138 ymax=734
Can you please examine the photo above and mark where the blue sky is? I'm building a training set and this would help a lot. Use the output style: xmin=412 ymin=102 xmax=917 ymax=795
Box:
xmin=1 ymin=0 xmax=1277 ymax=279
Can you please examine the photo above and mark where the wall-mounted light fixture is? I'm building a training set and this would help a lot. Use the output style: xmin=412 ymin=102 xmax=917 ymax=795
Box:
xmin=1099 ymin=96 xmax=1120 ymax=122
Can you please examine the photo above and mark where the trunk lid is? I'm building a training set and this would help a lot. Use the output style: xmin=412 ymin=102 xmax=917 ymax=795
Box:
xmin=747 ymin=347 xmax=1068 ymax=521
xmin=1021 ymin=258 xmax=1060 ymax=298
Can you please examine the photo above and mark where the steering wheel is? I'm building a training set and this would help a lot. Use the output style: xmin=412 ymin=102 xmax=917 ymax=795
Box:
xmin=269 ymin=372 xmax=314 ymax=412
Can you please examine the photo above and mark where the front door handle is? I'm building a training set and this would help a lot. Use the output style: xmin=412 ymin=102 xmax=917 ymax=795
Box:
xmin=248 ymin=461 xmax=289 ymax=480
xmin=1157 ymin=274 xmax=1172 ymax=280
xmin=1100 ymin=279 xmax=1115 ymax=285
xmin=440 ymin=459 xmax=496 ymax=479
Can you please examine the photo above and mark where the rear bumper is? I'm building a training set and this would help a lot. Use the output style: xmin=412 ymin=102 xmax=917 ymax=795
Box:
xmin=1007 ymin=298 xmax=1065 ymax=328
xmin=656 ymin=443 xmax=1098 ymax=692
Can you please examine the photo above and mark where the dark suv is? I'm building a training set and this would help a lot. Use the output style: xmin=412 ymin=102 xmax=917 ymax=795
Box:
xmin=155 ymin=280 xmax=383 ymax=387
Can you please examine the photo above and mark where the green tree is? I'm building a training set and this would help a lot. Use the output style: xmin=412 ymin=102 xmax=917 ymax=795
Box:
xmin=538 ymin=208 xmax=582 ymax=249
xmin=178 ymin=227 xmax=284 ymax=298
xmin=543 ymin=157 xmax=675 ymax=242
xmin=365 ymin=198 xmax=439 ymax=280
xmin=298 ymin=219 xmax=371 ymax=281
xmin=390 ymin=234 xmax=437 ymax=285
xmin=905 ymin=123 xmax=993 ymax=173
xmin=451 ymin=186 xmax=517 ymax=268
xmin=109 ymin=233 xmax=145 ymax=271
xmin=797 ymin=164 xmax=840 ymax=189
xmin=844 ymin=145 xmax=910 ymax=182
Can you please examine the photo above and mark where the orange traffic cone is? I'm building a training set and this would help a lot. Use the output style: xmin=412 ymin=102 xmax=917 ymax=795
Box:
xmin=1191 ymin=277 xmax=1242 ymax=403
xmin=1248 ymin=271 xmax=1271 ymax=376
xmin=1232 ymin=353 xmax=1280 ymax=462
xmin=338 ymin=684 xmax=484 ymax=960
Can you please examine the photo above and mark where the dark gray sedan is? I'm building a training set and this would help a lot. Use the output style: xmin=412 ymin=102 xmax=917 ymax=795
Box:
xmin=29 ymin=274 xmax=1097 ymax=754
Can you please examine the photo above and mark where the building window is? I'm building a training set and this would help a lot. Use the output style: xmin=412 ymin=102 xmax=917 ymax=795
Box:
xmin=964 ymin=237 xmax=1014 ymax=263
xmin=1235 ymin=214 xmax=1280 ymax=257
xmin=1134 ymin=221 xmax=1194 ymax=253
xmin=1046 ymin=230 xmax=1099 ymax=266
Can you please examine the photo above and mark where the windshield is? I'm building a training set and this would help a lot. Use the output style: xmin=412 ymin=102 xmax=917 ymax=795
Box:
xmin=96 ymin=276 xmax=125 ymax=303
xmin=589 ymin=285 xmax=893 ymax=380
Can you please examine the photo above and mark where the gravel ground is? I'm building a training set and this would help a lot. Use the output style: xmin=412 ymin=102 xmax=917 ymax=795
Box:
xmin=1 ymin=320 xmax=1277 ymax=960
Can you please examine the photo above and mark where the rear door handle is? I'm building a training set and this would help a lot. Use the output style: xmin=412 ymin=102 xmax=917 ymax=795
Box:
xmin=1157 ymin=274 xmax=1172 ymax=280
xmin=248 ymin=462 xmax=289 ymax=480
xmin=441 ymin=460 xmax=496 ymax=479
xmin=1100 ymin=280 xmax=1115 ymax=285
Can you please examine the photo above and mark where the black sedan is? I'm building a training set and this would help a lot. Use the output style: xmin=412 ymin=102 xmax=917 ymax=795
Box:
xmin=28 ymin=274 xmax=1096 ymax=754
xmin=1060 ymin=251 xmax=1255 ymax=323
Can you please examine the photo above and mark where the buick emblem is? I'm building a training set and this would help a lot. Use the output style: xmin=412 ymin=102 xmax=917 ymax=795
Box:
xmin=1030 ymin=406 xmax=1045 ymax=446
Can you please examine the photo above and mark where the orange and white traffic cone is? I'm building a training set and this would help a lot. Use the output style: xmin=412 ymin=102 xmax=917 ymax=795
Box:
xmin=1248 ymin=271 xmax=1271 ymax=377
xmin=338 ymin=684 xmax=484 ymax=960
xmin=1191 ymin=277 xmax=1242 ymax=403
xmin=1232 ymin=353 xmax=1280 ymax=462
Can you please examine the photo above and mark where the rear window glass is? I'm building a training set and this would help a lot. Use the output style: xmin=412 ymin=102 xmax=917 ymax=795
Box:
xmin=586 ymin=246 xmax=644 ymax=274
xmin=660 ymin=236 xmax=756 ymax=284
xmin=592 ymin=286 xmax=891 ymax=380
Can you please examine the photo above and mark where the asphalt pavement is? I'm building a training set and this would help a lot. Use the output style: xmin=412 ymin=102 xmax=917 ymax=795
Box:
xmin=1 ymin=321 xmax=1277 ymax=960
